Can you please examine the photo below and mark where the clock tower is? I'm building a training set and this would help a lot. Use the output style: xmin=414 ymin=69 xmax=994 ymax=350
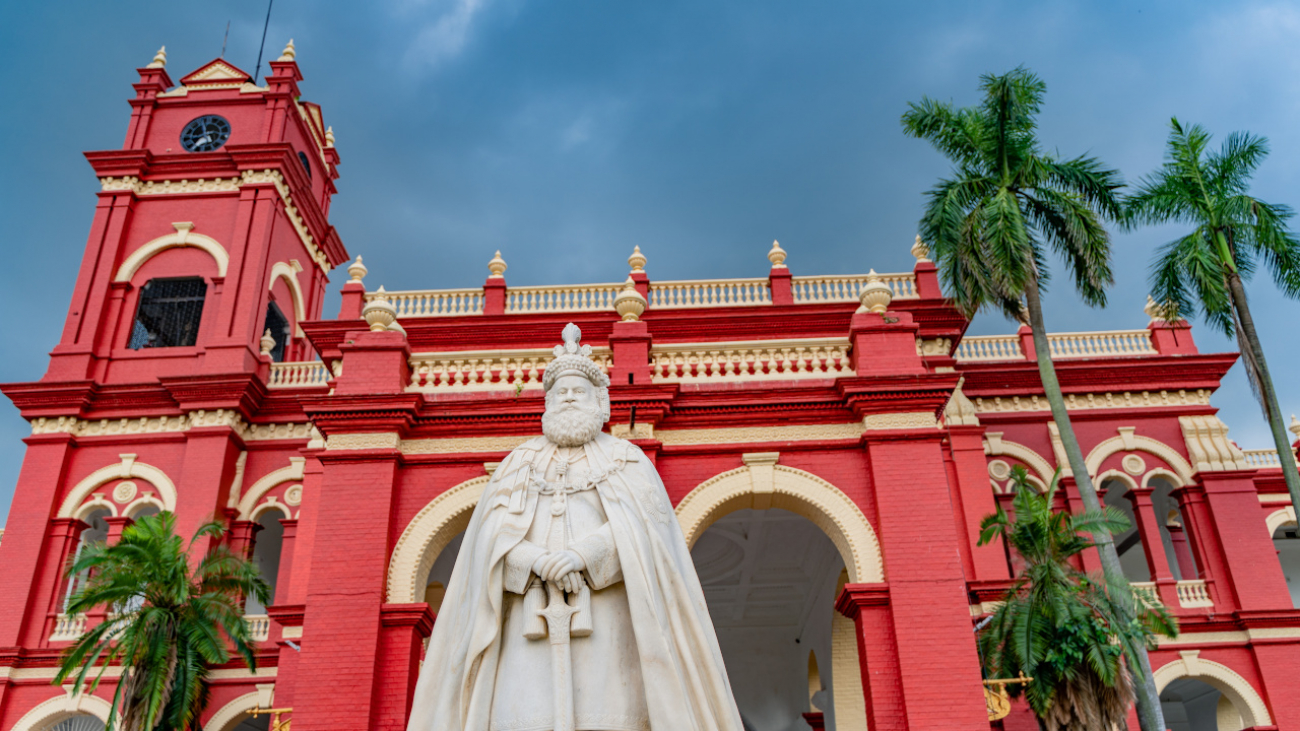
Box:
xmin=44 ymin=42 xmax=347 ymax=385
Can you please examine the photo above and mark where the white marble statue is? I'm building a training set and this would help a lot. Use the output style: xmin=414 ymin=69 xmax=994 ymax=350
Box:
xmin=407 ymin=324 xmax=744 ymax=731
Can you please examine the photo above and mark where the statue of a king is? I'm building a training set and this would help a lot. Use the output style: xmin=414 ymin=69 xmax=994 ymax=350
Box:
xmin=406 ymin=324 xmax=744 ymax=731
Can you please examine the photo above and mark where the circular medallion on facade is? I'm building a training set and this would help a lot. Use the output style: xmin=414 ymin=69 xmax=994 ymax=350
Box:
xmin=112 ymin=480 xmax=138 ymax=504
xmin=1122 ymin=454 xmax=1147 ymax=476
xmin=284 ymin=484 xmax=303 ymax=506
xmin=180 ymin=115 xmax=232 ymax=152
xmin=987 ymin=459 xmax=1011 ymax=481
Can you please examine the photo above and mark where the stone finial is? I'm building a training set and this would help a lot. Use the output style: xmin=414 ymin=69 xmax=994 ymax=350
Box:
xmin=858 ymin=270 xmax=893 ymax=313
xmin=147 ymin=46 xmax=167 ymax=69
xmin=260 ymin=329 xmax=276 ymax=355
xmin=487 ymin=250 xmax=507 ymax=278
xmin=628 ymin=246 xmax=647 ymax=273
xmin=614 ymin=277 xmax=648 ymax=322
xmin=277 ymin=39 xmax=296 ymax=62
xmin=347 ymin=256 xmax=368 ymax=283
xmin=911 ymin=235 xmax=931 ymax=263
xmin=325 ymin=126 xmax=336 ymax=147
xmin=1290 ymin=414 xmax=1300 ymax=440
xmin=943 ymin=378 xmax=979 ymax=426
xmin=1144 ymin=295 xmax=1177 ymax=323
xmin=362 ymin=286 xmax=397 ymax=332
xmin=768 ymin=240 xmax=788 ymax=268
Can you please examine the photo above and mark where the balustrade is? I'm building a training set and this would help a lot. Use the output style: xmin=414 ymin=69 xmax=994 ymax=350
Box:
xmin=954 ymin=336 xmax=1023 ymax=362
xmin=49 ymin=612 xmax=87 ymax=642
xmin=366 ymin=288 xmax=484 ymax=317
xmin=790 ymin=273 xmax=918 ymax=303
xmin=505 ymin=283 xmax=623 ymax=313
xmin=268 ymin=361 xmax=331 ymax=389
xmin=648 ymin=278 xmax=772 ymax=308
xmin=956 ymin=330 xmax=1156 ymax=362
xmin=407 ymin=349 xmax=612 ymax=392
xmin=1174 ymin=580 xmax=1213 ymax=608
xmin=1241 ymin=449 xmax=1299 ymax=469
xmin=649 ymin=339 xmax=854 ymax=383
xmin=245 ymin=614 xmax=271 ymax=642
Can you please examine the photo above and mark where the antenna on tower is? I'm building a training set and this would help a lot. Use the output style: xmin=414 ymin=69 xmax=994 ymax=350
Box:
xmin=221 ymin=21 xmax=230 ymax=58
xmin=252 ymin=0 xmax=275 ymax=84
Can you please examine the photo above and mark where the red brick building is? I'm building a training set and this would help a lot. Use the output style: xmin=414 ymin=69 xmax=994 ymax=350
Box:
xmin=1 ymin=47 xmax=1298 ymax=731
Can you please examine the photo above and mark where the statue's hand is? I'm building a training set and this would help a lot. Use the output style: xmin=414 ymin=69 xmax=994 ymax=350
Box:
xmin=535 ymin=550 xmax=586 ymax=586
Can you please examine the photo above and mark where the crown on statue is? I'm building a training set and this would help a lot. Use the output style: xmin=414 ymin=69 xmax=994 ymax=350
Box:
xmin=544 ymin=323 xmax=610 ymax=391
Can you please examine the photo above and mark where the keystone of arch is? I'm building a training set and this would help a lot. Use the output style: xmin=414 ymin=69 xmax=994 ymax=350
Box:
xmin=1085 ymin=427 xmax=1195 ymax=484
xmin=237 ymin=457 xmax=306 ymax=520
xmin=58 ymin=454 xmax=177 ymax=518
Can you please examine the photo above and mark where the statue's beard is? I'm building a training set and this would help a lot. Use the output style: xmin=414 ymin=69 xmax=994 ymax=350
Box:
xmin=542 ymin=402 xmax=605 ymax=448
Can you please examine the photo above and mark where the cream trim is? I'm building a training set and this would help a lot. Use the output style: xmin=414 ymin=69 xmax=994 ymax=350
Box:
xmin=676 ymin=460 xmax=883 ymax=583
xmin=29 ymin=413 xmax=312 ymax=442
xmin=983 ymin=433 xmax=1055 ymax=484
xmin=9 ymin=689 xmax=113 ymax=731
xmin=327 ymin=432 xmax=401 ymax=451
xmin=208 ymin=667 xmax=278 ymax=680
xmin=1260 ymin=494 xmax=1293 ymax=504
xmin=1141 ymin=467 xmax=1186 ymax=490
xmin=1152 ymin=651 xmax=1272 ymax=727
xmin=1266 ymin=507 xmax=1297 ymax=537
xmin=237 ymin=458 xmax=306 ymax=520
xmin=114 ymin=223 xmax=229 ymax=282
xmin=1095 ymin=469 xmax=1138 ymax=492
xmin=387 ymin=476 xmax=490 ymax=604
xmin=972 ymin=389 xmax=1211 ymax=413
xmin=862 ymin=412 xmax=937 ymax=430
xmin=1180 ymin=415 xmax=1251 ymax=472
xmin=654 ymin=423 xmax=863 ymax=446
xmin=1086 ymin=427 xmax=1195 ymax=483
xmin=400 ymin=435 xmax=533 ymax=455
xmin=58 ymin=454 xmax=177 ymax=519
xmin=204 ymin=691 xmax=263 ymax=731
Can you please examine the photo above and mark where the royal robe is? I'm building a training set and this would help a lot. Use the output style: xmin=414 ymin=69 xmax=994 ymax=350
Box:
xmin=406 ymin=432 xmax=743 ymax=731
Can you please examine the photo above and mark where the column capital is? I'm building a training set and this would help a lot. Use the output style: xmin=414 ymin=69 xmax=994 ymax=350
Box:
xmin=834 ymin=582 xmax=889 ymax=618
xmin=381 ymin=602 xmax=435 ymax=636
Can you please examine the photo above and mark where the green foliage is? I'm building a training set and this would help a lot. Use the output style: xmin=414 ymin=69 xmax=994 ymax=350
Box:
xmin=54 ymin=512 xmax=270 ymax=731
xmin=1126 ymin=118 xmax=1300 ymax=337
xmin=901 ymin=66 xmax=1124 ymax=320
xmin=977 ymin=468 xmax=1177 ymax=730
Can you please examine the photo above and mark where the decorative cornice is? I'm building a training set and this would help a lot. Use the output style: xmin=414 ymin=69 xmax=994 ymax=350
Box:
xmin=28 ymin=412 xmax=311 ymax=442
xmin=655 ymin=423 xmax=863 ymax=446
xmin=326 ymin=432 xmax=402 ymax=451
xmin=972 ymin=389 xmax=1212 ymax=414
xmin=98 ymin=169 xmax=330 ymax=272
xmin=862 ymin=411 xmax=937 ymax=430
xmin=399 ymin=435 xmax=534 ymax=454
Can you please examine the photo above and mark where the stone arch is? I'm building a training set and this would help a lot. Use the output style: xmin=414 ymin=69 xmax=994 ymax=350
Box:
xmin=1096 ymin=469 xmax=1138 ymax=493
xmin=1153 ymin=651 xmax=1272 ymax=727
xmin=1086 ymin=429 xmax=1194 ymax=484
xmin=983 ymin=433 xmax=1055 ymax=484
xmin=268 ymin=261 xmax=307 ymax=337
xmin=387 ymin=476 xmax=491 ymax=604
xmin=237 ymin=458 xmax=305 ymax=520
xmin=9 ymin=691 xmax=113 ymax=731
xmin=73 ymin=496 xmax=117 ymax=521
xmin=250 ymin=499 xmax=293 ymax=521
xmin=1142 ymin=467 xmax=1186 ymax=490
xmin=58 ymin=454 xmax=177 ymax=519
xmin=1266 ymin=506 xmax=1296 ymax=537
xmin=675 ymin=457 xmax=883 ymax=583
xmin=123 ymin=495 xmax=166 ymax=519
xmin=203 ymin=691 xmax=262 ymax=731
xmin=114 ymin=224 xmax=229 ymax=282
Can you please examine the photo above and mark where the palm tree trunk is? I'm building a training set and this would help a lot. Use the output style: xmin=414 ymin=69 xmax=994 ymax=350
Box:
xmin=1023 ymin=276 xmax=1166 ymax=731
xmin=1225 ymin=272 xmax=1300 ymax=521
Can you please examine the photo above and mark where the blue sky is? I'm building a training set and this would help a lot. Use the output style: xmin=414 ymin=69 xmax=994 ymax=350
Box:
xmin=1 ymin=1 xmax=1298 ymax=526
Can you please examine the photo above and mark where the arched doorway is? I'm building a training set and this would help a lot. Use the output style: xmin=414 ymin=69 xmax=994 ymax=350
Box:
xmin=1160 ymin=677 xmax=1241 ymax=731
xmin=693 ymin=508 xmax=843 ymax=731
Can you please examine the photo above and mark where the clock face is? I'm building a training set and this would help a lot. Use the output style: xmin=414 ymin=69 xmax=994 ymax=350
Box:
xmin=180 ymin=115 xmax=231 ymax=152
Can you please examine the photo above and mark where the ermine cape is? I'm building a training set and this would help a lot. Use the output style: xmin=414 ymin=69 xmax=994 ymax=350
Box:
xmin=406 ymin=432 xmax=744 ymax=731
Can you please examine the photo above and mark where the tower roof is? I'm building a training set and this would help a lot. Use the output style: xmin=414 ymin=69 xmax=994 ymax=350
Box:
xmin=178 ymin=59 xmax=253 ymax=87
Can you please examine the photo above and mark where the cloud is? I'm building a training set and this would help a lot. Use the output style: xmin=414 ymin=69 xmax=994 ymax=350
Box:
xmin=401 ymin=0 xmax=493 ymax=71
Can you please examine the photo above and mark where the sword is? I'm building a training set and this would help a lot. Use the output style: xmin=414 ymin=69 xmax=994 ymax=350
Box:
xmin=539 ymin=579 xmax=580 ymax=731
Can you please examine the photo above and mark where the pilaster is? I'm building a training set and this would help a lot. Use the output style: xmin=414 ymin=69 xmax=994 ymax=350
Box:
xmin=1198 ymin=472 xmax=1293 ymax=610
xmin=374 ymin=603 xmax=435 ymax=730
xmin=945 ymin=425 xmax=1009 ymax=582
xmin=835 ymin=583 xmax=903 ymax=731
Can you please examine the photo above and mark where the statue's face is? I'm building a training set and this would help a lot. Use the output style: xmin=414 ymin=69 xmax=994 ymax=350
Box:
xmin=547 ymin=374 xmax=598 ymax=414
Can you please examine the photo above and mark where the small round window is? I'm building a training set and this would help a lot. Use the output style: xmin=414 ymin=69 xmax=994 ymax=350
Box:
xmin=298 ymin=151 xmax=313 ymax=180
xmin=180 ymin=115 xmax=231 ymax=152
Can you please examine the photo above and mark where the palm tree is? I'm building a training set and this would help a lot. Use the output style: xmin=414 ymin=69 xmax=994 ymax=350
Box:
xmin=900 ymin=67 xmax=1169 ymax=730
xmin=55 ymin=512 xmax=270 ymax=731
xmin=1126 ymin=118 xmax=1300 ymax=514
xmin=978 ymin=467 xmax=1176 ymax=730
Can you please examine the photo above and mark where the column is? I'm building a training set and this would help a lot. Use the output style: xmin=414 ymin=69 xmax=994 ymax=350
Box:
xmin=835 ymin=584 xmax=904 ymax=731
xmin=863 ymin=432 xmax=990 ymax=729
xmin=1172 ymin=485 xmax=1233 ymax=610
xmin=1128 ymin=487 xmax=1179 ymax=607
xmin=0 ymin=434 xmax=76 ymax=648
xmin=946 ymin=425 xmax=1011 ymax=583
xmin=1199 ymin=472 xmax=1293 ymax=610
xmin=39 ymin=517 xmax=89 ymax=641
xmin=372 ymin=604 xmax=434 ymax=730
xmin=1167 ymin=519 xmax=1197 ymax=580
xmin=104 ymin=515 xmax=134 ymax=545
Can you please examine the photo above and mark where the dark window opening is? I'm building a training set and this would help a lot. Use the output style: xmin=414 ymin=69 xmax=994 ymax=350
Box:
xmin=128 ymin=277 xmax=207 ymax=349
xmin=263 ymin=301 xmax=291 ymax=362
xmin=298 ymin=151 xmax=313 ymax=180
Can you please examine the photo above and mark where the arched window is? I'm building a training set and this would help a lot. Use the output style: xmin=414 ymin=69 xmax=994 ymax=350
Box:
xmin=1274 ymin=521 xmax=1300 ymax=608
xmin=1101 ymin=479 xmax=1150 ymax=581
xmin=128 ymin=277 xmax=207 ymax=349
xmin=424 ymin=532 xmax=464 ymax=613
xmin=46 ymin=715 xmax=105 ymax=731
xmin=246 ymin=512 xmax=285 ymax=615
xmin=64 ymin=509 xmax=110 ymax=610
xmin=263 ymin=301 xmax=290 ymax=362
